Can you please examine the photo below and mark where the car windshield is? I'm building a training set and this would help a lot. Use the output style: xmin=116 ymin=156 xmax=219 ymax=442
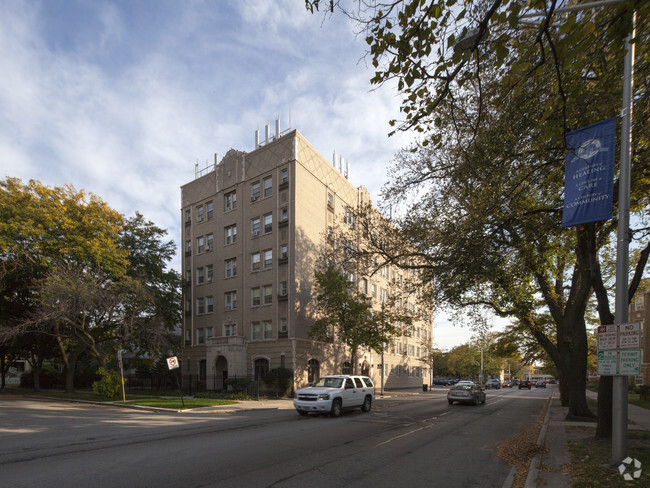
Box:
xmin=452 ymin=385 xmax=473 ymax=391
xmin=311 ymin=377 xmax=344 ymax=388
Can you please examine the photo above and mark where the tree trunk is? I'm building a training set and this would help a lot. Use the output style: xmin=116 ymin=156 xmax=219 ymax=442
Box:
xmin=596 ymin=376 xmax=613 ymax=438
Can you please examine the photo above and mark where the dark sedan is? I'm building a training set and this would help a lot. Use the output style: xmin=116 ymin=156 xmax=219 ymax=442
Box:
xmin=518 ymin=380 xmax=532 ymax=389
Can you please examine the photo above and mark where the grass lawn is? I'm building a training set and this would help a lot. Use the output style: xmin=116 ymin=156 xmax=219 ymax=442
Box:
xmin=568 ymin=428 xmax=649 ymax=487
xmin=1 ymin=386 xmax=239 ymax=409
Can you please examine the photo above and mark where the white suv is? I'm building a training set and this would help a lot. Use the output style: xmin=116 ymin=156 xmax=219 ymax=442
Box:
xmin=294 ymin=375 xmax=375 ymax=417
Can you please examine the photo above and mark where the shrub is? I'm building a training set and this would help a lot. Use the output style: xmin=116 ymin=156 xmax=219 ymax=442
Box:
xmin=263 ymin=368 xmax=293 ymax=396
xmin=225 ymin=377 xmax=253 ymax=393
xmin=92 ymin=368 xmax=124 ymax=398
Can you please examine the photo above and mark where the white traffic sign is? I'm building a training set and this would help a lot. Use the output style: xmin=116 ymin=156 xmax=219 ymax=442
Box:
xmin=618 ymin=350 xmax=641 ymax=375
xmin=597 ymin=324 xmax=618 ymax=350
xmin=618 ymin=323 xmax=640 ymax=349
xmin=597 ymin=350 xmax=618 ymax=376
xmin=167 ymin=356 xmax=180 ymax=370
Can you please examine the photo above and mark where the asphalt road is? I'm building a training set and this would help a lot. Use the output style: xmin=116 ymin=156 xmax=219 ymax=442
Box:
xmin=0 ymin=387 xmax=551 ymax=488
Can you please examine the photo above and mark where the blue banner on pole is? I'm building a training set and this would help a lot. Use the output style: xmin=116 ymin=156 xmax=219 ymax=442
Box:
xmin=562 ymin=117 xmax=616 ymax=227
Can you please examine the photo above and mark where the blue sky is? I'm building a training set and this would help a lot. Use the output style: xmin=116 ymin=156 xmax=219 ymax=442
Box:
xmin=0 ymin=0 xmax=484 ymax=350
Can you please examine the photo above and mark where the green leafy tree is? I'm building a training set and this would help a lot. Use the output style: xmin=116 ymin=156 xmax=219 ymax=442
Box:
xmin=311 ymin=265 xmax=411 ymax=373
xmin=307 ymin=2 xmax=649 ymax=430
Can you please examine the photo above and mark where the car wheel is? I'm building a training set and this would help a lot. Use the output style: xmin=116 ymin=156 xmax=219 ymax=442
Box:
xmin=361 ymin=396 xmax=372 ymax=412
xmin=330 ymin=399 xmax=342 ymax=417
xmin=296 ymin=409 xmax=308 ymax=416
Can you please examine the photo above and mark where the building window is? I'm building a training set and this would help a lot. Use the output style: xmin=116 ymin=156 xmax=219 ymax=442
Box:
xmin=196 ymin=267 xmax=204 ymax=285
xmin=197 ymin=236 xmax=205 ymax=254
xmin=280 ymin=168 xmax=288 ymax=184
xmin=308 ymin=359 xmax=320 ymax=383
xmin=360 ymin=278 xmax=368 ymax=294
xmin=184 ymin=328 xmax=191 ymax=344
xmin=224 ymin=323 xmax=236 ymax=336
xmin=371 ymin=284 xmax=377 ymax=298
xmin=206 ymin=202 xmax=213 ymax=219
xmin=251 ymin=321 xmax=261 ymax=340
xmin=206 ymin=327 xmax=213 ymax=340
xmin=225 ymin=191 xmax=237 ymax=211
xmin=279 ymin=281 xmax=288 ymax=297
xmin=380 ymin=288 xmax=388 ymax=303
xmin=342 ymin=362 xmax=351 ymax=375
xmin=225 ymin=291 xmax=237 ymax=310
xmin=251 ymin=181 xmax=261 ymax=201
xmin=251 ymin=252 xmax=261 ymax=272
xmin=225 ymin=258 xmax=237 ymax=278
xmin=263 ymin=320 xmax=272 ymax=340
xmin=206 ymin=233 xmax=213 ymax=251
xmin=196 ymin=297 xmax=205 ymax=315
xmin=280 ymin=207 xmax=288 ymax=222
xmin=251 ymin=217 xmax=261 ymax=237
xmin=251 ymin=287 xmax=261 ymax=307
xmin=197 ymin=205 xmax=204 ymax=222
xmin=327 ymin=192 xmax=334 ymax=208
xmin=263 ymin=176 xmax=272 ymax=198
xmin=263 ymin=249 xmax=272 ymax=269
xmin=206 ymin=265 xmax=213 ymax=283
xmin=225 ymin=224 xmax=237 ymax=245
xmin=254 ymin=358 xmax=270 ymax=380
xmin=263 ymin=213 xmax=272 ymax=234
xmin=263 ymin=285 xmax=272 ymax=305
xmin=206 ymin=296 xmax=214 ymax=313
xmin=408 ymin=345 xmax=415 ymax=357
xmin=344 ymin=207 xmax=355 ymax=228
xmin=279 ymin=244 xmax=288 ymax=260
xmin=634 ymin=295 xmax=644 ymax=311
xmin=279 ymin=318 xmax=287 ymax=333
xmin=185 ymin=209 xmax=191 ymax=223
xmin=185 ymin=240 xmax=191 ymax=253
xmin=197 ymin=328 xmax=204 ymax=344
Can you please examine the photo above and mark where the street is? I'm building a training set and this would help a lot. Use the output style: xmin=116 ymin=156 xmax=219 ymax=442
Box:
xmin=0 ymin=387 xmax=551 ymax=488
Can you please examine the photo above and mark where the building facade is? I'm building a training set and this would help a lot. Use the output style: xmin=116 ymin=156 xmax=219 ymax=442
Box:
xmin=628 ymin=286 xmax=649 ymax=386
xmin=181 ymin=128 xmax=432 ymax=392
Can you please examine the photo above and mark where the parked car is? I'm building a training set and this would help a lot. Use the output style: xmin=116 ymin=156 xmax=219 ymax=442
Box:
xmin=518 ymin=379 xmax=532 ymax=389
xmin=447 ymin=383 xmax=486 ymax=406
xmin=535 ymin=380 xmax=546 ymax=388
xmin=486 ymin=379 xmax=501 ymax=389
xmin=502 ymin=380 xmax=513 ymax=388
xmin=456 ymin=380 xmax=475 ymax=386
xmin=433 ymin=378 xmax=449 ymax=386
xmin=293 ymin=375 xmax=375 ymax=417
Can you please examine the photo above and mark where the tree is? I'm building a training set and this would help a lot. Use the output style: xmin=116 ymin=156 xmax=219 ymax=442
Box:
xmin=0 ymin=178 xmax=181 ymax=392
xmin=307 ymin=1 xmax=649 ymax=428
xmin=311 ymin=265 xmax=411 ymax=373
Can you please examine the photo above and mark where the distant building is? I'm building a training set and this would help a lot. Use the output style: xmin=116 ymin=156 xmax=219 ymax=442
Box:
xmin=628 ymin=285 xmax=649 ymax=386
xmin=180 ymin=126 xmax=432 ymax=392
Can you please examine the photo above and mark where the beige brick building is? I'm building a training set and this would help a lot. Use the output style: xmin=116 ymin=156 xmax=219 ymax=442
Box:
xmin=180 ymin=128 xmax=432 ymax=392
xmin=628 ymin=286 xmax=649 ymax=386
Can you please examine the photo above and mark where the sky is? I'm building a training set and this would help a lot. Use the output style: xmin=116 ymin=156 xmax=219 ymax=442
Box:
xmin=0 ymin=0 xmax=498 ymax=350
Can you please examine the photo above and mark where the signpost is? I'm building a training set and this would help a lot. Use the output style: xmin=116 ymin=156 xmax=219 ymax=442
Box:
xmin=167 ymin=356 xmax=184 ymax=408
xmin=117 ymin=350 xmax=126 ymax=403
xmin=596 ymin=323 xmax=642 ymax=376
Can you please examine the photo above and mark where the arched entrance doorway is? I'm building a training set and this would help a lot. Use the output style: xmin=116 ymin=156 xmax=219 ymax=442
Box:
xmin=215 ymin=356 xmax=228 ymax=391
xmin=361 ymin=360 xmax=370 ymax=377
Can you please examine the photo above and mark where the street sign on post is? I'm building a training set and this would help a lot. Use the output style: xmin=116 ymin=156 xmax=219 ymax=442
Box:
xmin=618 ymin=322 xmax=640 ymax=349
xmin=597 ymin=324 xmax=618 ymax=350
xmin=618 ymin=350 xmax=641 ymax=376
xmin=597 ymin=350 xmax=618 ymax=376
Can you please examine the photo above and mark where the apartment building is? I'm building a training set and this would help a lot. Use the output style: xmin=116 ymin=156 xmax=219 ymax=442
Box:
xmin=628 ymin=286 xmax=649 ymax=386
xmin=181 ymin=127 xmax=432 ymax=391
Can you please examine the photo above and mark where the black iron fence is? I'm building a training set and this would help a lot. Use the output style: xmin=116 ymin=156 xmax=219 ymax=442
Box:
xmin=123 ymin=373 xmax=292 ymax=398
xmin=640 ymin=385 xmax=649 ymax=402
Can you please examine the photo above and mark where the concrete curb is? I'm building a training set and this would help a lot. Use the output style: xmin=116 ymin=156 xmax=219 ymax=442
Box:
xmin=523 ymin=391 xmax=554 ymax=488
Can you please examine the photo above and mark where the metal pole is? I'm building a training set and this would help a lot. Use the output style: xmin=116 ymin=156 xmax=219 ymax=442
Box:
xmin=612 ymin=10 xmax=636 ymax=466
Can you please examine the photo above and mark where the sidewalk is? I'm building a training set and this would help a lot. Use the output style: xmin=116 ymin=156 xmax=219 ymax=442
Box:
xmin=524 ymin=387 xmax=650 ymax=488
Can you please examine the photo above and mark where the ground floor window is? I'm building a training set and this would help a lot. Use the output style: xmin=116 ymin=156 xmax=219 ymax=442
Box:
xmin=308 ymin=359 xmax=320 ymax=383
xmin=254 ymin=358 xmax=270 ymax=380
